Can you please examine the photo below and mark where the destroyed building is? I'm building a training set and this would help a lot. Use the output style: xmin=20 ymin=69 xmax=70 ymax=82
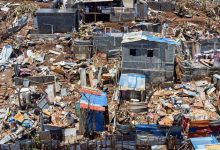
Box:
xmin=119 ymin=73 xmax=146 ymax=101
xmin=73 ymin=39 xmax=93 ymax=59
xmin=177 ymin=37 xmax=220 ymax=82
xmin=198 ymin=38 xmax=220 ymax=53
xmin=121 ymin=31 xmax=178 ymax=84
xmin=147 ymin=0 xmax=176 ymax=12
xmin=2 ymin=0 xmax=220 ymax=149
xmin=79 ymin=88 xmax=108 ymax=135
xmin=72 ymin=0 xmax=148 ymax=23
xmin=36 ymin=9 xmax=78 ymax=34
xmin=93 ymin=29 xmax=123 ymax=53
xmin=74 ymin=0 xmax=119 ymax=23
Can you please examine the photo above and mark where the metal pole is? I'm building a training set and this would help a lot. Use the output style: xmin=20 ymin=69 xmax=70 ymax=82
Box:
xmin=44 ymin=24 xmax=54 ymax=34
xmin=52 ymin=25 xmax=54 ymax=34
xmin=17 ymin=86 xmax=22 ymax=110
xmin=40 ymin=111 xmax=44 ymax=131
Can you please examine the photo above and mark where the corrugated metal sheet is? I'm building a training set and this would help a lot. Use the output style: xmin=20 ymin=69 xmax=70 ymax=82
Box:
xmin=119 ymin=74 xmax=145 ymax=91
xmin=122 ymin=31 xmax=178 ymax=45
xmin=205 ymin=144 xmax=220 ymax=150
xmin=110 ymin=7 xmax=135 ymax=22
xmin=93 ymin=36 xmax=122 ymax=52
xmin=136 ymin=3 xmax=148 ymax=20
xmin=36 ymin=9 xmax=77 ymax=34
xmin=147 ymin=1 xmax=175 ymax=11
xmin=0 ymin=45 xmax=13 ymax=64
xmin=80 ymin=90 xmax=107 ymax=111
xmin=122 ymin=0 xmax=134 ymax=8
xmin=88 ymin=111 xmax=104 ymax=132
xmin=36 ymin=9 xmax=77 ymax=14
xmin=190 ymin=137 xmax=219 ymax=150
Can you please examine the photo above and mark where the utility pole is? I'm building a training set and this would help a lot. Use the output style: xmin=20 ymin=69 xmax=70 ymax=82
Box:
xmin=15 ymin=86 xmax=22 ymax=110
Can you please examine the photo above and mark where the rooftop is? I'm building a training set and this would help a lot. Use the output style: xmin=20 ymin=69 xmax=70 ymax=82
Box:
xmin=36 ymin=8 xmax=77 ymax=14
xmin=122 ymin=31 xmax=179 ymax=45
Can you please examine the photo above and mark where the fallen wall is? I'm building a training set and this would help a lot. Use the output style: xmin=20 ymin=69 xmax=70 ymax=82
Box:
xmin=180 ymin=63 xmax=220 ymax=82
xmin=110 ymin=7 xmax=135 ymax=22
xmin=147 ymin=1 xmax=175 ymax=11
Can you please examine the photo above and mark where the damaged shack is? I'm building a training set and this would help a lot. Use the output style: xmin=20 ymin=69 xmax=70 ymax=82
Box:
xmin=3 ymin=0 xmax=220 ymax=149
xmin=119 ymin=73 xmax=146 ymax=101
xmin=36 ymin=9 xmax=78 ymax=34
xmin=75 ymin=0 xmax=116 ymax=23
xmin=79 ymin=87 xmax=108 ymax=136
xmin=121 ymin=31 xmax=178 ymax=84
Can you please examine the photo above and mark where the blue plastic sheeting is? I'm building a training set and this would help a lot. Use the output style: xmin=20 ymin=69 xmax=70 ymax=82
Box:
xmin=190 ymin=137 xmax=219 ymax=150
xmin=119 ymin=74 xmax=145 ymax=91
xmin=88 ymin=111 xmax=104 ymax=132
xmin=152 ymin=130 xmax=163 ymax=136
xmin=135 ymin=124 xmax=158 ymax=132
xmin=142 ymin=34 xmax=178 ymax=45
xmin=80 ymin=92 xmax=107 ymax=107
xmin=136 ymin=124 xmax=183 ymax=139
xmin=135 ymin=124 xmax=163 ymax=136
xmin=122 ymin=31 xmax=179 ymax=45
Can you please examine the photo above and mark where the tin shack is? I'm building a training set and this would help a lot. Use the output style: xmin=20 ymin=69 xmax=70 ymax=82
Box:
xmin=121 ymin=31 xmax=178 ymax=84
xmin=36 ymin=9 xmax=77 ymax=34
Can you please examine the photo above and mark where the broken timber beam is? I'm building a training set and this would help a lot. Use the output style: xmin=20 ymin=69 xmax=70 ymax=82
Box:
xmin=14 ymin=76 xmax=56 ymax=86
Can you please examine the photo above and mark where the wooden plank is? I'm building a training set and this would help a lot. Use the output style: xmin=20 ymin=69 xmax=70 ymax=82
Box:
xmin=14 ymin=76 xmax=55 ymax=86
xmin=80 ymin=103 xmax=105 ymax=111
xmin=80 ymin=88 xmax=102 ymax=96
xmin=88 ymin=71 xmax=94 ymax=87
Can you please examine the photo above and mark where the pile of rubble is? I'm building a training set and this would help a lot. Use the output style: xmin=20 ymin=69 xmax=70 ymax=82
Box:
xmin=0 ymin=2 xmax=121 ymax=146
xmin=0 ymin=38 xmax=120 ymax=144
xmin=116 ymin=77 xmax=220 ymax=143
xmin=2 ymin=0 xmax=220 ymax=149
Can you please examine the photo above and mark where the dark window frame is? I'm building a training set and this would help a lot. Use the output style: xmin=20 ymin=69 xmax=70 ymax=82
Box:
xmin=147 ymin=49 xmax=153 ymax=57
xmin=130 ymin=49 xmax=137 ymax=56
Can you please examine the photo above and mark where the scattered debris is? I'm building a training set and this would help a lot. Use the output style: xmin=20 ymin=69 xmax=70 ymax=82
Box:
xmin=0 ymin=0 xmax=220 ymax=149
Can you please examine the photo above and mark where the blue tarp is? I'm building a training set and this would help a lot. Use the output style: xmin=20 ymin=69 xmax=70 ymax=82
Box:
xmin=135 ymin=124 xmax=182 ymax=138
xmin=122 ymin=31 xmax=179 ymax=45
xmin=190 ymin=137 xmax=219 ymax=150
xmin=80 ymin=92 xmax=106 ymax=132
xmin=136 ymin=124 xmax=163 ymax=136
xmin=135 ymin=124 xmax=158 ymax=132
xmin=119 ymin=74 xmax=145 ymax=90
xmin=142 ymin=34 xmax=178 ymax=45
xmin=80 ymin=92 xmax=107 ymax=106
xmin=88 ymin=111 xmax=104 ymax=132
